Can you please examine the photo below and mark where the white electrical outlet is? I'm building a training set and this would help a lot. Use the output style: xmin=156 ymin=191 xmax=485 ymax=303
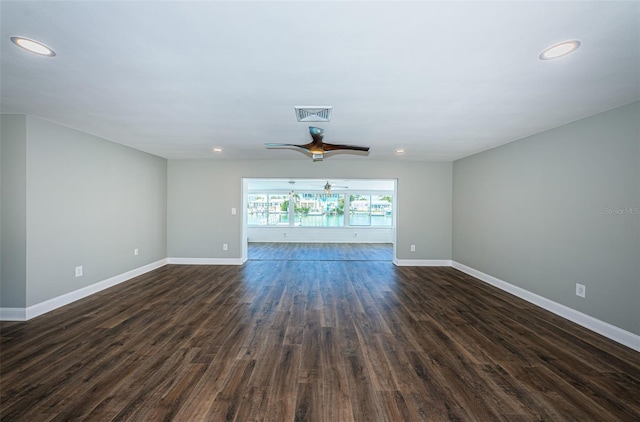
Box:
xmin=576 ymin=283 xmax=586 ymax=298
xmin=75 ymin=266 xmax=83 ymax=277
xmin=223 ymin=243 xmax=228 ymax=251
xmin=231 ymin=207 xmax=237 ymax=215
xmin=410 ymin=244 xmax=416 ymax=252
xmin=134 ymin=248 xmax=139 ymax=256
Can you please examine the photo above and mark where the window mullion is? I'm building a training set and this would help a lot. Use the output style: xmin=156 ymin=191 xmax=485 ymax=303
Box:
xmin=289 ymin=193 xmax=294 ymax=226
xmin=344 ymin=194 xmax=350 ymax=226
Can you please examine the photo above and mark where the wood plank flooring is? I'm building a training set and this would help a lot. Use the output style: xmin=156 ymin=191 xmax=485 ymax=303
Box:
xmin=1 ymin=250 xmax=639 ymax=420
xmin=248 ymin=242 xmax=393 ymax=261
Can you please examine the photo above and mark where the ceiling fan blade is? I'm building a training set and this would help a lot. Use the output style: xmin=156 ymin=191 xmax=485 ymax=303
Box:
xmin=265 ymin=128 xmax=368 ymax=160
xmin=321 ymin=143 xmax=370 ymax=152
xmin=264 ymin=143 xmax=311 ymax=151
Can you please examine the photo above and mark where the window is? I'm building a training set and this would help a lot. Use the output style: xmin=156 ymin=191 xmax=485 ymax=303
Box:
xmin=247 ymin=194 xmax=289 ymax=225
xmin=348 ymin=194 xmax=393 ymax=226
xmin=268 ymin=194 xmax=289 ymax=225
xmin=247 ymin=192 xmax=392 ymax=227
xmin=349 ymin=195 xmax=371 ymax=226
xmin=371 ymin=194 xmax=393 ymax=226
xmin=295 ymin=193 xmax=344 ymax=227
xmin=247 ymin=194 xmax=267 ymax=225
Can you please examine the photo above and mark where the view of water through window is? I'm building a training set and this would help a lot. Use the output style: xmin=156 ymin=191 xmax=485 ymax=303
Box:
xmin=247 ymin=193 xmax=393 ymax=227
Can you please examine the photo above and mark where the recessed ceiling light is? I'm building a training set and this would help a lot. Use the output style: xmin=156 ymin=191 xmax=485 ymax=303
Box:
xmin=10 ymin=36 xmax=56 ymax=57
xmin=539 ymin=40 xmax=581 ymax=60
xmin=212 ymin=147 xmax=223 ymax=152
xmin=395 ymin=148 xmax=405 ymax=154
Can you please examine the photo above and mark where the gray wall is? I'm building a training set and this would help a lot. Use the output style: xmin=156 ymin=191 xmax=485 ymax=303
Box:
xmin=1 ymin=115 xmax=27 ymax=307
xmin=453 ymin=102 xmax=640 ymax=334
xmin=1 ymin=115 xmax=168 ymax=308
xmin=168 ymin=160 xmax=452 ymax=261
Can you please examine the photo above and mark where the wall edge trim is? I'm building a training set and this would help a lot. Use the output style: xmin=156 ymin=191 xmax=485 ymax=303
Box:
xmin=4 ymin=257 xmax=637 ymax=352
xmin=0 ymin=307 xmax=26 ymax=321
xmin=451 ymin=260 xmax=640 ymax=352
xmin=393 ymin=259 xmax=452 ymax=266
xmin=167 ymin=257 xmax=244 ymax=265
xmin=0 ymin=259 xmax=168 ymax=321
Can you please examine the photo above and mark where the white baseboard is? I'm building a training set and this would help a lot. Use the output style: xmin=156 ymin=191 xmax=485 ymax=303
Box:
xmin=0 ymin=259 xmax=168 ymax=321
xmin=451 ymin=261 xmax=640 ymax=352
xmin=167 ymin=257 xmax=244 ymax=265
xmin=249 ymin=240 xmax=392 ymax=244
xmin=0 ymin=307 xmax=27 ymax=321
xmin=4 ymin=256 xmax=637 ymax=352
xmin=393 ymin=259 xmax=452 ymax=267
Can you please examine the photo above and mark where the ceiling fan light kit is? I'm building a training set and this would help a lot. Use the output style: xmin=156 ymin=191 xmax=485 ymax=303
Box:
xmin=324 ymin=181 xmax=332 ymax=194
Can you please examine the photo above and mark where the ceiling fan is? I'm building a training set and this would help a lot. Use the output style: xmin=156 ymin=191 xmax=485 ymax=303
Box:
xmin=265 ymin=127 xmax=370 ymax=161
xmin=317 ymin=181 xmax=348 ymax=194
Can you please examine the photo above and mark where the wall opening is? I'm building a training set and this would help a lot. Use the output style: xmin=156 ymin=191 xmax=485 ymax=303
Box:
xmin=241 ymin=178 xmax=397 ymax=261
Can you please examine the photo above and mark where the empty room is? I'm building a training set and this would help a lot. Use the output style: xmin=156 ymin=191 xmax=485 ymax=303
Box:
xmin=1 ymin=1 xmax=638 ymax=421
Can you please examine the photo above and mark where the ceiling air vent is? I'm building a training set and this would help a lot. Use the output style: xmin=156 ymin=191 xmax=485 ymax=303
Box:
xmin=294 ymin=106 xmax=333 ymax=122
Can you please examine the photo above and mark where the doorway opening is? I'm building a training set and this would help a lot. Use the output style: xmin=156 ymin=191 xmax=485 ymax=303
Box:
xmin=241 ymin=178 xmax=397 ymax=261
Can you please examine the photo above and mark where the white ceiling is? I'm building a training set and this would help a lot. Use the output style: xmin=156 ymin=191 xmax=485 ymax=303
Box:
xmin=1 ymin=1 xmax=638 ymax=161
xmin=247 ymin=178 xmax=395 ymax=192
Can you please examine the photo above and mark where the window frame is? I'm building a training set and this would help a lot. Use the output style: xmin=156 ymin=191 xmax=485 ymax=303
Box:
xmin=247 ymin=189 xmax=394 ymax=228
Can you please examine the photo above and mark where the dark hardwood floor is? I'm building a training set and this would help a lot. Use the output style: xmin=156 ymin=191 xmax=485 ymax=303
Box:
xmin=1 ymin=247 xmax=638 ymax=420
xmin=248 ymin=242 xmax=393 ymax=261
